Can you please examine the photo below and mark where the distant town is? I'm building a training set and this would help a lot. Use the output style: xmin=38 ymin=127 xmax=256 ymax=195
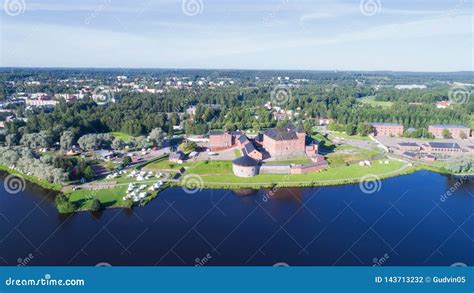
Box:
xmin=0 ymin=68 xmax=472 ymax=212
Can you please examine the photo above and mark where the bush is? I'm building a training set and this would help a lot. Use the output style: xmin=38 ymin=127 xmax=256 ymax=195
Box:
xmin=90 ymin=199 xmax=102 ymax=211
xmin=55 ymin=194 xmax=76 ymax=213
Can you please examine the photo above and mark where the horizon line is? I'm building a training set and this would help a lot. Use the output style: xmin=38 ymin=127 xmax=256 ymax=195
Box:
xmin=1 ymin=66 xmax=473 ymax=74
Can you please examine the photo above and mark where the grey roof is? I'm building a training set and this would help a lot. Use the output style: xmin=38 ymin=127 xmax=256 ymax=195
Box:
xmin=398 ymin=142 xmax=419 ymax=147
xmin=264 ymin=128 xmax=298 ymax=140
xmin=403 ymin=151 xmax=417 ymax=158
xmin=427 ymin=142 xmax=460 ymax=149
xmin=209 ymin=131 xmax=224 ymax=136
xmin=243 ymin=142 xmax=257 ymax=154
xmin=238 ymin=135 xmax=249 ymax=144
xmin=169 ymin=151 xmax=184 ymax=159
xmin=232 ymin=155 xmax=258 ymax=167
xmin=371 ymin=122 xmax=403 ymax=126
xmin=430 ymin=124 xmax=469 ymax=129
xmin=95 ymin=149 xmax=114 ymax=157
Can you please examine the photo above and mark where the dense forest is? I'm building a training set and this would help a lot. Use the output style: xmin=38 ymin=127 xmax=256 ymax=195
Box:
xmin=1 ymin=69 xmax=473 ymax=145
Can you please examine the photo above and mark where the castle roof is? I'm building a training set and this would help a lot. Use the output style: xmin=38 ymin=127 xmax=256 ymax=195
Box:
xmin=264 ymin=125 xmax=304 ymax=141
xmin=232 ymin=155 xmax=258 ymax=167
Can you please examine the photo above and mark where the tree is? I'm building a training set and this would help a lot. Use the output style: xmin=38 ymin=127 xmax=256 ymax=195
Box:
xmin=447 ymin=154 xmax=474 ymax=173
xmin=357 ymin=123 xmax=373 ymax=136
xmin=90 ymin=199 xmax=102 ymax=212
xmin=55 ymin=194 xmax=76 ymax=213
xmin=459 ymin=131 xmax=467 ymax=140
xmin=5 ymin=134 xmax=19 ymax=147
xmin=131 ymin=136 xmax=151 ymax=150
xmin=303 ymin=119 xmax=313 ymax=134
xmin=149 ymin=128 xmax=164 ymax=147
xmin=345 ymin=123 xmax=356 ymax=136
xmin=20 ymin=131 xmax=53 ymax=149
xmin=105 ymin=161 xmax=115 ymax=171
xmin=60 ymin=130 xmax=75 ymax=150
xmin=77 ymin=133 xmax=112 ymax=151
xmin=442 ymin=128 xmax=452 ymax=139
xmin=179 ymin=141 xmax=197 ymax=154
xmin=111 ymin=138 xmax=125 ymax=150
xmin=122 ymin=156 xmax=132 ymax=167
xmin=83 ymin=166 xmax=95 ymax=180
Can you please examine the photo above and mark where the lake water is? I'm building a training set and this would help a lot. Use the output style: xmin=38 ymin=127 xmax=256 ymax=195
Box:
xmin=0 ymin=171 xmax=472 ymax=266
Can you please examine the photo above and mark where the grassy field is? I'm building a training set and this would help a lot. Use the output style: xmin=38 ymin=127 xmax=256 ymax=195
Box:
xmin=185 ymin=160 xmax=233 ymax=174
xmin=234 ymin=149 xmax=242 ymax=158
xmin=145 ymin=156 xmax=234 ymax=174
xmin=311 ymin=133 xmax=335 ymax=148
xmin=326 ymin=145 xmax=381 ymax=167
xmin=359 ymin=96 xmax=394 ymax=109
xmin=110 ymin=131 xmax=134 ymax=142
xmin=197 ymin=159 xmax=407 ymax=186
xmin=331 ymin=131 xmax=372 ymax=142
xmin=67 ymin=185 xmax=129 ymax=209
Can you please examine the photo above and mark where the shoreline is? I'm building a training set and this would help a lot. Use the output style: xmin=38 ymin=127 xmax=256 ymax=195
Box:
xmin=1 ymin=163 xmax=471 ymax=213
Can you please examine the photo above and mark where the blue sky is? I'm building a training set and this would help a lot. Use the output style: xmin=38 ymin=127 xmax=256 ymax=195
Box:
xmin=1 ymin=0 xmax=472 ymax=71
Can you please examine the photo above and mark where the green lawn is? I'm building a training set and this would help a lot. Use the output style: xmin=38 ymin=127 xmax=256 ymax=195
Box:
xmin=146 ymin=156 xmax=233 ymax=174
xmin=311 ymin=133 xmax=335 ymax=148
xmin=197 ymin=159 xmax=406 ymax=185
xmin=234 ymin=149 xmax=242 ymax=158
xmin=186 ymin=160 xmax=233 ymax=174
xmin=326 ymin=146 xmax=381 ymax=167
xmin=65 ymin=168 xmax=167 ymax=210
xmin=331 ymin=131 xmax=372 ymax=142
xmin=67 ymin=185 xmax=128 ymax=209
xmin=110 ymin=131 xmax=134 ymax=142
xmin=359 ymin=96 xmax=394 ymax=109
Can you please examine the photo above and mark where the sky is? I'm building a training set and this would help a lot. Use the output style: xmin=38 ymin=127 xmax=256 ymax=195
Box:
xmin=0 ymin=0 xmax=473 ymax=71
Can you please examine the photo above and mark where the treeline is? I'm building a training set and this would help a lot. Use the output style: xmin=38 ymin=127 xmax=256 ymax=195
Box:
xmin=0 ymin=147 xmax=69 ymax=183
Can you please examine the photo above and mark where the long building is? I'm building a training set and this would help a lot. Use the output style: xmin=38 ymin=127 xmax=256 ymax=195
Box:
xmin=423 ymin=142 xmax=463 ymax=153
xmin=262 ymin=125 xmax=306 ymax=160
xmin=428 ymin=124 xmax=471 ymax=139
xmin=371 ymin=123 xmax=404 ymax=137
